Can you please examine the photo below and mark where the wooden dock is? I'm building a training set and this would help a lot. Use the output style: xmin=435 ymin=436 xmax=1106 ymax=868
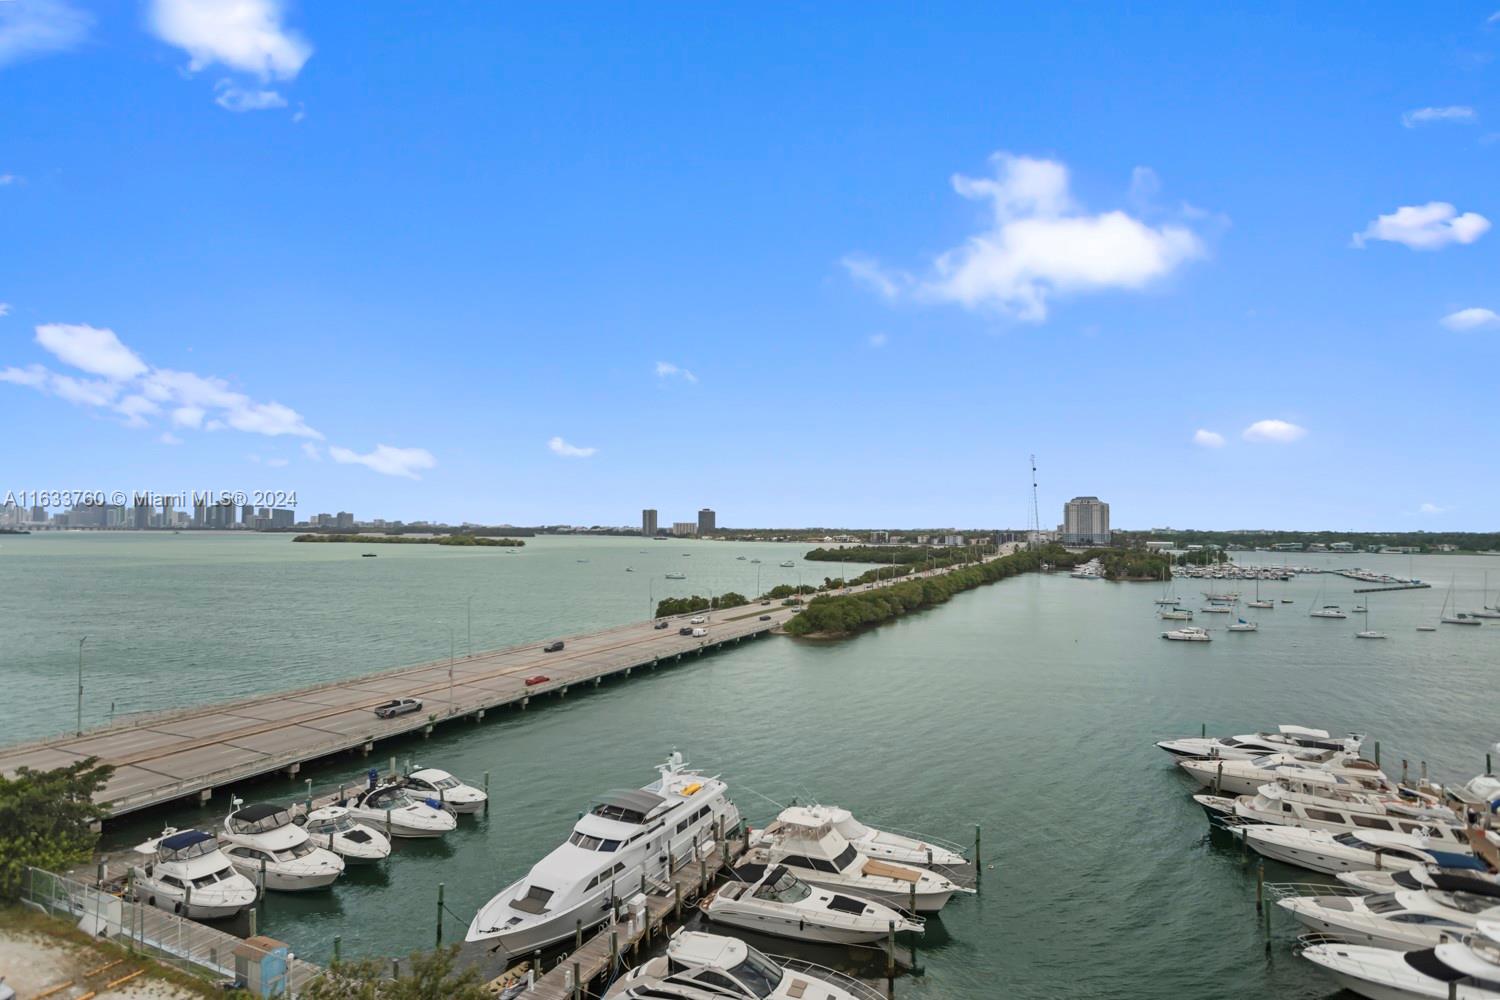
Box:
xmin=0 ymin=558 xmax=992 ymax=819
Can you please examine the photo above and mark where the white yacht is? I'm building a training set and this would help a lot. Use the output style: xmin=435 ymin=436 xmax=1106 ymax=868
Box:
xmin=341 ymin=778 xmax=457 ymax=838
xmin=1202 ymin=774 xmax=1479 ymax=843
xmin=745 ymin=808 xmax=968 ymax=913
xmin=1226 ymin=618 xmax=1259 ymax=632
xmin=1158 ymin=607 xmax=1194 ymax=621
xmin=1341 ymin=865 xmax=1500 ymax=898
xmin=1198 ymin=605 xmax=1234 ymax=615
xmin=299 ymin=805 xmax=391 ymax=863
xmin=1178 ymin=751 xmax=1391 ymax=798
xmin=403 ymin=766 xmax=488 ymax=814
xmin=1234 ymin=825 xmax=1483 ymax=877
xmin=1280 ymin=887 xmax=1500 ymax=952
xmin=779 ymin=561 xmax=795 ymax=568
xmin=701 ymin=863 xmax=922 ymax=944
xmin=1156 ymin=724 xmax=1362 ymax=761
xmin=1301 ymin=918 xmax=1500 ymax=999
xmin=1162 ymin=626 xmax=1212 ymax=642
xmin=791 ymin=804 xmax=966 ymax=868
xmin=466 ymin=751 xmax=741 ymax=955
xmin=221 ymin=801 xmax=344 ymax=891
xmin=1312 ymin=605 xmax=1350 ymax=619
xmin=605 ymin=930 xmax=881 ymax=1000
xmin=128 ymin=828 xmax=257 ymax=919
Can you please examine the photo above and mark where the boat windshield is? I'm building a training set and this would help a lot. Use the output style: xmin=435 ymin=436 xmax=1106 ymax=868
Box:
xmin=228 ymin=808 xmax=292 ymax=835
xmin=427 ymin=776 xmax=462 ymax=791
xmin=725 ymin=948 xmax=783 ymax=998
xmin=273 ymin=841 xmax=317 ymax=862
xmin=753 ymin=870 xmax=812 ymax=904
xmin=191 ymin=867 xmax=238 ymax=889
xmin=160 ymin=837 xmax=218 ymax=863
xmin=308 ymin=816 xmax=356 ymax=834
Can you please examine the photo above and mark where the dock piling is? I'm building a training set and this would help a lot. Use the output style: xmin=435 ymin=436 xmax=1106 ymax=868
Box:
xmin=483 ymin=771 xmax=490 ymax=813
xmin=257 ymin=859 xmax=266 ymax=902
xmin=1488 ymin=753 xmax=1493 ymax=776
xmin=332 ymin=936 xmax=340 ymax=963
xmin=886 ymin=920 xmax=896 ymax=994
xmin=248 ymin=907 xmax=257 ymax=938
xmin=572 ymin=962 xmax=581 ymax=1000
xmin=1373 ymin=741 xmax=1380 ymax=767
xmin=1255 ymin=863 xmax=1263 ymax=913
xmin=436 ymin=882 xmax=444 ymax=946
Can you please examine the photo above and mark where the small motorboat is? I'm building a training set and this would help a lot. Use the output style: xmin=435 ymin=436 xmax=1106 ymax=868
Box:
xmin=299 ymin=805 xmax=391 ymax=863
xmin=221 ymin=801 xmax=344 ymax=891
xmin=1226 ymin=619 xmax=1258 ymax=632
xmin=1355 ymin=630 xmax=1388 ymax=640
xmin=342 ymin=777 xmax=457 ymax=838
xmin=402 ymin=766 xmax=488 ymax=814
xmin=702 ymin=864 xmax=922 ymax=944
xmin=1158 ymin=607 xmax=1194 ymax=621
xmin=665 ymin=572 xmax=686 ymax=580
xmin=129 ymin=828 xmax=257 ymax=918
xmin=779 ymin=561 xmax=795 ymax=568
xmin=1280 ymin=598 xmax=1294 ymax=604
xmin=361 ymin=553 xmax=377 ymax=558
xmin=1162 ymin=627 xmax=1212 ymax=642
xmin=1417 ymin=625 xmax=1438 ymax=632
xmin=605 ymin=930 xmax=881 ymax=1000
xmin=1310 ymin=605 xmax=1348 ymax=619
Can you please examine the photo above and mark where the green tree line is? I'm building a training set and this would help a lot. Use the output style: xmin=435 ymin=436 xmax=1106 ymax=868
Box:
xmin=654 ymin=592 xmax=750 ymax=617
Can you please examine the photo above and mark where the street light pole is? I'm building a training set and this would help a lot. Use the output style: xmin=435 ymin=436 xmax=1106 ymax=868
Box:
xmin=466 ymin=594 xmax=473 ymax=658
xmin=76 ymin=636 xmax=88 ymax=736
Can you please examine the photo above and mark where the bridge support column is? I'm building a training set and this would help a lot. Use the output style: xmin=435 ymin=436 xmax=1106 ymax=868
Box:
xmin=560 ymin=687 xmax=568 ymax=698
xmin=362 ymin=741 xmax=374 ymax=755
xmin=198 ymin=787 xmax=212 ymax=805
xmin=285 ymin=762 xmax=300 ymax=778
xmin=593 ymin=677 xmax=601 ymax=688
xmin=475 ymin=708 xmax=485 ymax=721
xmin=423 ymin=724 xmax=434 ymax=738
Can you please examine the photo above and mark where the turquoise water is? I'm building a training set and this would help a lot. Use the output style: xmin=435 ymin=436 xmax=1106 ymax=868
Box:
xmin=7 ymin=536 xmax=1500 ymax=997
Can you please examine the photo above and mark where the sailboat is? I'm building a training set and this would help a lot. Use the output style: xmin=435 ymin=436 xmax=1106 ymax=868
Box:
xmin=1471 ymin=572 xmax=1500 ymax=619
xmin=1154 ymin=562 xmax=1179 ymax=606
xmin=1356 ymin=594 xmax=1386 ymax=639
xmin=1440 ymin=574 xmax=1482 ymax=626
xmin=1247 ymin=576 xmax=1273 ymax=609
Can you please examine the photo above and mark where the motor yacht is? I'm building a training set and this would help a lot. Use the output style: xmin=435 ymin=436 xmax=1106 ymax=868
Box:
xmin=1233 ymin=825 xmax=1484 ymax=877
xmin=1178 ymin=751 xmax=1391 ymax=798
xmin=402 ymin=766 xmax=488 ymax=814
xmin=666 ymin=572 xmax=687 ymax=580
xmin=1340 ymin=865 xmax=1500 ymax=897
xmin=1301 ymin=917 xmax=1500 ymax=999
xmin=466 ymin=750 xmax=741 ymax=955
xmin=702 ymin=863 xmax=922 ymax=944
xmin=221 ymin=801 xmax=344 ymax=891
xmin=1156 ymin=724 xmax=1363 ymax=761
xmin=341 ymin=777 xmax=457 ymax=838
xmin=1281 ymin=887 xmax=1500 ymax=951
xmin=298 ymin=805 xmax=391 ymax=863
xmin=1207 ymin=774 xmax=1483 ymax=844
xmin=1162 ymin=626 xmax=1212 ymax=642
xmin=128 ymin=828 xmax=257 ymax=919
xmin=1158 ymin=607 xmax=1194 ymax=621
xmin=605 ymin=930 xmax=882 ymax=1000
xmin=744 ymin=808 xmax=968 ymax=913
xmin=1227 ymin=619 xmax=1259 ymax=632
xmin=1312 ymin=605 xmax=1350 ymax=619
xmin=790 ymin=804 xmax=966 ymax=868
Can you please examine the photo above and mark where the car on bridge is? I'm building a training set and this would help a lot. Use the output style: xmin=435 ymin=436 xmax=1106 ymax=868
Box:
xmin=373 ymin=697 xmax=422 ymax=719
xmin=524 ymin=675 xmax=550 ymax=686
xmin=653 ymin=620 xmax=670 ymax=629
xmin=543 ymin=641 xmax=565 ymax=652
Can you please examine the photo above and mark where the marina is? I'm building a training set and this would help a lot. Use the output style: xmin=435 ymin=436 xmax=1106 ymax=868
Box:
xmin=7 ymin=537 xmax=1500 ymax=997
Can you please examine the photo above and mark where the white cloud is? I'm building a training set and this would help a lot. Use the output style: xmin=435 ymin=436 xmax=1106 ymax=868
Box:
xmin=291 ymin=103 xmax=305 ymax=124
xmin=654 ymin=361 xmax=698 ymax=383
xmin=213 ymin=79 xmax=286 ymax=112
xmin=171 ymin=405 xmax=205 ymax=428
xmin=329 ymin=444 xmax=437 ymax=480
xmin=35 ymin=323 xmax=147 ymax=379
xmin=0 ymin=302 xmax=10 ymax=315
xmin=301 ymin=441 xmax=322 ymax=461
xmin=1352 ymin=202 xmax=1490 ymax=250
xmin=1242 ymin=419 xmax=1307 ymax=443
xmin=1193 ymin=429 xmax=1225 ymax=448
xmin=116 ymin=394 xmax=160 ymax=427
xmin=148 ymin=0 xmax=311 ymax=80
xmin=1419 ymin=502 xmax=1448 ymax=514
xmin=0 ymin=0 xmax=91 ymax=68
xmin=1441 ymin=307 xmax=1500 ymax=331
xmin=159 ymin=432 xmax=182 ymax=445
xmin=0 ymin=176 xmax=15 ymax=186
xmin=49 ymin=373 xmax=118 ymax=407
xmin=547 ymin=436 xmax=597 ymax=458
xmin=1401 ymin=106 xmax=1477 ymax=128
xmin=867 ymin=332 xmax=888 ymax=348
xmin=847 ymin=153 xmax=1205 ymax=322
xmin=0 ymin=364 xmax=48 ymax=387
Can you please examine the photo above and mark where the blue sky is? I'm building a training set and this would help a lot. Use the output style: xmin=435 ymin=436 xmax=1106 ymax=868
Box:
xmin=2 ymin=2 xmax=1498 ymax=530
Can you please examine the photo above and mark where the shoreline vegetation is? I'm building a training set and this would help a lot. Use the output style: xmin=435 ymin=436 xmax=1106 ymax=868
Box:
xmin=292 ymin=533 xmax=524 ymax=547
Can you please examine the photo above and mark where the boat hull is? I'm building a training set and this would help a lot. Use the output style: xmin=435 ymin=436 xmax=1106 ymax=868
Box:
xmin=703 ymin=905 xmax=895 ymax=945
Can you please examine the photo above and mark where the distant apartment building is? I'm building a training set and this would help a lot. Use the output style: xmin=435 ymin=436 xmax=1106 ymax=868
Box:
xmin=671 ymin=521 xmax=697 ymax=537
xmin=241 ymin=504 xmax=255 ymax=528
xmin=641 ymin=508 xmax=658 ymax=537
xmin=697 ymin=508 xmax=716 ymax=536
xmin=30 ymin=505 xmax=46 ymax=524
xmin=1328 ymin=541 xmax=1355 ymax=552
xmin=336 ymin=511 xmax=355 ymax=529
xmin=269 ymin=508 xmax=295 ymax=529
xmin=1062 ymin=496 xmax=1111 ymax=545
xmin=869 ymin=530 xmax=889 ymax=543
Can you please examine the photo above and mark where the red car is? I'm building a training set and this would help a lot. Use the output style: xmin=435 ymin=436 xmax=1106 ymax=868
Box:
xmin=524 ymin=675 xmax=550 ymax=687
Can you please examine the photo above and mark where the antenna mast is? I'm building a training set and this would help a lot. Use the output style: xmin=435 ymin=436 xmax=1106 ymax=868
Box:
xmin=1028 ymin=454 xmax=1041 ymax=548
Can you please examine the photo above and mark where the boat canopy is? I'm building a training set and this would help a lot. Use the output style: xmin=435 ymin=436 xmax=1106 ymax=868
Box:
xmin=1277 ymin=725 xmax=1333 ymax=739
xmin=590 ymin=789 xmax=665 ymax=824
xmin=228 ymin=803 xmax=293 ymax=835
xmin=158 ymin=829 xmax=218 ymax=861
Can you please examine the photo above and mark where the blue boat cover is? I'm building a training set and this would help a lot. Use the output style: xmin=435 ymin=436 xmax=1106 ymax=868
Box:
xmin=160 ymin=829 xmax=214 ymax=850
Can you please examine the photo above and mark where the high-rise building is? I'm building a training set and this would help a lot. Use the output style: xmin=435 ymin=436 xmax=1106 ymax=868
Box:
xmin=242 ymin=504 xmax=254 ymax=528
xmin=192 ymin=499 xmax=208 ymax=528
xmin=269 ymin=508 xmax=295 ymax=529
xmin=336 ymin=511 xmax=355 ymax=529
xmin=133 ymin=504 xmax=151 ymax=529
xmin=671 ymin=521 xmax=697 ymax=537
xmin=697 ymin=508 xmax=716 ymax=536
xmin=1062 ymin=496 xmax=1110 ymax=545
xmin=641 ymin=509 xmax=658 ymax=537
xmin=30 ymin=505 xmax=46 ymax=524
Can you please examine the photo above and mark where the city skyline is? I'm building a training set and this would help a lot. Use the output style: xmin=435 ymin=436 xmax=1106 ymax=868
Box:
xmin=3 ymin=4 xmax=1498 ymax=529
